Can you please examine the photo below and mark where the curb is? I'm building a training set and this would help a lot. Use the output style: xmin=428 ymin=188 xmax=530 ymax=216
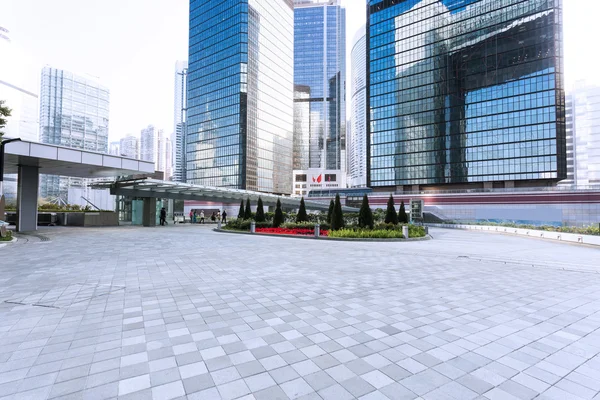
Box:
xmin=213 ymin=228 xmax=432 ymax=242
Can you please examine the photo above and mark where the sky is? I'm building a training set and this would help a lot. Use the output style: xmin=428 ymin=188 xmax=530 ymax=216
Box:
xmin=2 ymin=0 xmax=599 ymax=142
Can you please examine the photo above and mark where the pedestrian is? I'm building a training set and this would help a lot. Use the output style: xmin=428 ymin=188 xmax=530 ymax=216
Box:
xmin=193 ymin=210 xmax=197 ymax=224
xmin=200 ymin=210 xmax=205 ymax=224
xmin=217 ymin=211 xmax=221 ymax=222
xmin=222 ymin=210 xmax=227 ymax=224
xmin=211 ymin=212 xmax=216 ymax=222
xmin=189 ymin=210 xmax=193 ymax=224
xmin=160 ymin=207 xmax=167 ymax=226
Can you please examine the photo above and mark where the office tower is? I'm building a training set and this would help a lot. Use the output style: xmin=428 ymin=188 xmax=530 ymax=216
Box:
xmin=39 ymin=67 xmax=110 ymax=200
xmin=0 ymin=26 xmax=38 ymax=142
xmin=140 ymin=125 xmax=158 ymax=165
xmin=120 ymin=135 xmax=139 ymax=159
xmin=293 ymin=0 xmax=346 ymax=172
xmin=349 ymin=26 xmax=367 ymax=188
xmin=173 ymin=60 xmax=188 ymax=182
xmin=187 ymin=0 xmax=294 ymax=194
xmin=564 ymin=82 xmax=600 ymax=186
xmin=157 ymin=129 xmax=172 ymax=178
xmin=109 ymin=141 xmax=120 ymax=156
xmin=165 ymin=137 xmax=173 ymax=180
xmin=367 ymin=0 xmax=566 ymax=191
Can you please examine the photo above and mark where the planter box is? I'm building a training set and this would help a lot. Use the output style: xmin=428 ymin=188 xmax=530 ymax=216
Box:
xmin=58 ymin=212 xmax=119 ymax=227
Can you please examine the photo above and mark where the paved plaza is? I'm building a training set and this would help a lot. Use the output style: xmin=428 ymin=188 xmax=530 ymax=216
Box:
xmin=1 ymin=225 xmax=600 ymax=400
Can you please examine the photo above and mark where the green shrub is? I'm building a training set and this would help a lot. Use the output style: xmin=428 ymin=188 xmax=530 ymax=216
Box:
xmin=399 ymin=201 xmax=408 ymax=223
xmin=244 ymin=198 xmax=252 ymax=220
xmin=237 ymin=200 xmax=245 ymax=219
xmin=296 ymin=197 xmax=309 ymax=223
xmin=224 ymin=220 xmax=270 ymax=231
xmin=384 ymin=195 xmax=399 ymax=225
xmin=358 ymin=194 xmax=374 ymax=229
xmin=255 ymin=197 xmax=266 ymax=222
xmin=408 ymin=225 xmax=426 ymax=238
xmin=273 ymin=199 xmax=284 ymax=228
xmin=331 ymin=194 xmax=345 ymax=231
xmin=328 ymin=228 xmax=404 ymax=239
xmin=0 ymin=229 xmax=12 ymax=242
xmin=327 ymin=200 xmax=334 ymax=224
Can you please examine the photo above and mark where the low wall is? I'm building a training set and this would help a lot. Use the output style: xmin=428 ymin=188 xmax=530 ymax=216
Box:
xmin=58 ymin=212 xmax=119 ymax=227
xmin=427 ymin=223 xmax=600 ymax=246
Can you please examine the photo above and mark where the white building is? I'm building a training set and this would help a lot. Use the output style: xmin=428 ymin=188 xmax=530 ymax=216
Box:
xmin=140 ymin=125 xmax=158 ymax=165
xmin=120 ymin=135 xmax=139 ymax=159
xmin=564 ymin=82 xmax=600 ymax=186
xmin=348 ymin=26 xmax=367 ymax=188
xmin=292 ymin=169 xmax=346 ymax=197
xmin=109 ymin=141 xmax=120 ymax=156
xmin=157 ymin=129 xmax=172 ymax=179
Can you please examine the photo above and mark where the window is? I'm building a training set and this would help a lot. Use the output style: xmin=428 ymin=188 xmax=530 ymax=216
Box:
xmin=325 ymin=174 xmax=336 ymax=182
xmin=295 ymin=174 xmax=307 ymax=182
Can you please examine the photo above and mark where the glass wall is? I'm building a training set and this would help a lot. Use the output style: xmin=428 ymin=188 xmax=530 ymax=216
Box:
xmin=187 ymin=0 xmax=294 ymax=194
xmin=293 ymin=1 xmax=346 ymax=171
xmin=367 ymin=0 xmax=566 ymax=188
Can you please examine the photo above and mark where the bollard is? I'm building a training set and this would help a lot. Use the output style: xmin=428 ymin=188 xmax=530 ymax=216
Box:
xmin=218 ymin=219 xmax=222 ymax=229
xmin=315 ymin=223 xmax=320 ymax=238
xmin=402 ymin=225 xmax=409 ymax=239
xmin=424 ymin=226 xmax=428 ymax=235
xmin=250 ymin=221 xmax=256 ymax=233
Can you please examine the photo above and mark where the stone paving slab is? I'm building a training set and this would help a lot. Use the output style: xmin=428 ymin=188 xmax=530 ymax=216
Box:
xmin=0 ymin=225 xmax=599 ymax=399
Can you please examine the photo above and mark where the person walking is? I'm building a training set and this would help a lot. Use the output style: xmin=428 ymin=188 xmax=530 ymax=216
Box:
xmin=221 ymin=210 xmax=227 ymax=224
xmin=189 ymin=210 xmax=194 ymax=224
xmin=200 ymin=210 xmax=205 ymax=224
xmin=211 ymin=212 xmax=216 ymax=222
xmin=193 ymin=210 xmax=198 ymax=224
xmin=160 ymin=207 xmax=167 ymax=226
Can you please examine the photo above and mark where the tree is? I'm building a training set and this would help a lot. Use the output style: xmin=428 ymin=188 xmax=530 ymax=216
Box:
xmin=255 ymin=197 xmax=266 ymax=222
xmin=358 ymin=194 xmax=374 ymax=229
xmin=273 ymin=199 xmax=284 ymax=228
xmin=331 ymin=194 xmax=345 ymax=230
xmin=399 ymin=200 xmax=409 ymax=223
xmin=244 ymin=198 xmax=252 ymax=220
xmin=327 ymin=199 xmax=334 ymax=224
xmin=296 ymin=197 xmax=308 ymax=223
xmin=237 ymin=200 xmax=245 ymax=219
xmin=384 ymin=195 xmax=399 ymax=225
xmin=0 ymin=100 xmax=11 ymax=139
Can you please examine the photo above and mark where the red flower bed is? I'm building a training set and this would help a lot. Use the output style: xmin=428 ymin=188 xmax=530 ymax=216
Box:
xmin=256 ymin=227 xmax=328 ymax=237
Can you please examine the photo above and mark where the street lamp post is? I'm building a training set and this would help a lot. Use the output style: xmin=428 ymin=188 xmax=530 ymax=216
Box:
xmin=0 ymin=138 xmax=22 ymax=220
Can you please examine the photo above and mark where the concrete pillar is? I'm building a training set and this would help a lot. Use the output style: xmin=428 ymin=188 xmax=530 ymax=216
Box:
xmin=142 ymin=198 xmax=157 ymax=227
xmin=17 ymin=165 xmax=39 ymax=232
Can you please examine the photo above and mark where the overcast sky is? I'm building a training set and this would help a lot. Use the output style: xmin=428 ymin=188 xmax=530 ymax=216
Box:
xmin=2 ymin=0 xmax=597 ymax=142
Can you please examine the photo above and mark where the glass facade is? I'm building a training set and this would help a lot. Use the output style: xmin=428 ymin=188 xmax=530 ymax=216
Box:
xmin=349 ymin=27 xmax=367 ymax=188
xmin=187 ymin=0 xmax=294 ymax=194
xmin=293 ymin=0 xmax=346 ymax=171
xmin=367 ymin=0 xmax=566 ymax=189
xmin=173 ymin=60 xmax=187 ymax=182
xmin=39 ymin=67 xmax=110 ymax=200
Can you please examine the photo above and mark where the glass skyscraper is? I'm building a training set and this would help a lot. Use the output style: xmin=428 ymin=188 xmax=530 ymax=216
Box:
xmin=187 ymin=0 xmax=294 ymax=194
xmin=349 ymin=26 xmax=367 ymax=188
xmin=293 ymin=0 xmax=346 ymax=171
xmin=367 ymin=0 xmax=566 ymax=190
xmin=39 ymin=67 xmax=110 ymax=200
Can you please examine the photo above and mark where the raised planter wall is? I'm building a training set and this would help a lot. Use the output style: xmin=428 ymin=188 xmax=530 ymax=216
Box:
xmin=427 ymin=223 xmax=600 ymax=246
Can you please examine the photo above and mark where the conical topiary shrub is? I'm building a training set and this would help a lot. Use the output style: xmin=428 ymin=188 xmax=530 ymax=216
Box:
xmin=296 ymin=197 xmax=308 ymax=223
xmin=244 ymin=198 xmax=252 ymax=220
xmin=273 ymin=199 xmax=284 ymax=228
xmin=331 ymin=194 xmax=345 ymax=230
xmin=327 ymin=199 xmax=334 ymax=224
xmin=358 ymin=194 xmax=374 ymax=229
xmin=237 ymin=200 xmax=245 ymax=219
xmin=399 ymin=200 xmax=408 ymax=223
xmin=255 ymin=197 xmax=266 ymax=222
xmin=384 ymin=194 xmax=399 ymax=225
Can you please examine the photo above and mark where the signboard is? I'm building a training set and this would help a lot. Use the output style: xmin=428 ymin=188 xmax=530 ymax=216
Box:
xmin=410 ymin=199 xmax=424 ymax=220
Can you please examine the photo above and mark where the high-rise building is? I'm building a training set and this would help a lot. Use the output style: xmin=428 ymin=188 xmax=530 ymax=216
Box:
xmin=157 ymin=129 xmax=172 ymax=178
xmin=39 ymin=67 xmax=110 ymax=200
xmin=293 ymin=0 xmax=346 ymax=173
xmin=165 ymin=137 xmax=173 ymax=180
xmin=140 ymin=125 xmax=158 ymax=165
xmin=367 ymin=0 xmax=566 ymax=191
xmin=349 ymin=26 xmax=367 ymax=188
xmin=109 ymin=141 xmax=120 ymax=156
xmin=120 ymin=135 xmax=139 ymax=159
xmin=173 ymin=60 xmax=188 ymax=182
xmin=562 ymin=82 xmax=600 ymax=186
xmin=187 ymin=0 xmax=294 ymax=194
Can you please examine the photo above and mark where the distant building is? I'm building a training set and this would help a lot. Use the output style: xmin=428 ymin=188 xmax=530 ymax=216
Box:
xmin=563 ymin=82 xmax=600 ymax=186
xmin=120 ymin=135 xmax=139 ymax=159
xmin=187 ymin=0 xmax=294 ymax=194
xmin=39 ymin=66 xmax=110 ymax=200
xmin=109 ymin=141 xmax=120 ymax=156
xmin=173 ymin=60 xmax=187 ymax=182
xmin=157 ymin=130 xmax=172 ymax=179
xmin=140 ymin=125 xmax=158 ymax=165
xmin=349 ymin=26 xmax=367 ymax=188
